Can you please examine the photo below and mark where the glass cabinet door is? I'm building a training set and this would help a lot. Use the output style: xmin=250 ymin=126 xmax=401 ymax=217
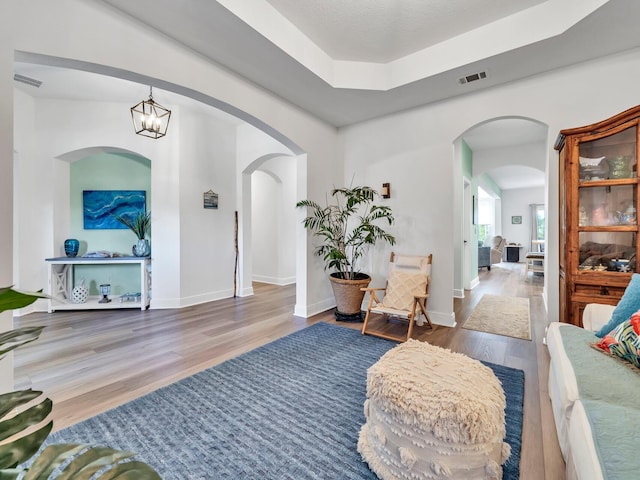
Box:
xmin=578 ymin=126 xmax=637 ymax=181
xmin=578 ymin=232 xmax=636 ymax=272
xmin=578 ymin=185 xmax=636 ymax=226
xmin=578 ymin=126 xmax=638 ymax=182
xmin=576 ymin=123 xmax=638 ymax=274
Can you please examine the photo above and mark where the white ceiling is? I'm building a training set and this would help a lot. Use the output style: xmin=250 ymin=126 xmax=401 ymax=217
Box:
xmin=463 ymin=119 xmax=548 ymax=190
xmin=92 ymin=0 xmax=638 ymax=126
xmin=15 ymin=0 xmax=636 ymax=190
xmin=264 ymin=0 xmax=546 ymax=62
xmin=463 ymin=119 xmax=548 ymax=152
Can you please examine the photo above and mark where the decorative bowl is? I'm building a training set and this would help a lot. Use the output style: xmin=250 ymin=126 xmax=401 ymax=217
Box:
xmin=579 ymin=156 xmax=605 ymax=167
xmin=611 ymin=259 xmax=631 ymax=272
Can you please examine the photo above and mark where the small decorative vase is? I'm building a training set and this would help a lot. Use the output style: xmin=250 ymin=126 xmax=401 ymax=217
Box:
xmin=71 ymin=279 xmax=88 ymax=304
xmin=64 ymin=238 xmax=80 ymax=257
xmin=133 ymin=238 xmax=151 ymax=257
xmin=607 ymin=156 xmax=632 ymax=179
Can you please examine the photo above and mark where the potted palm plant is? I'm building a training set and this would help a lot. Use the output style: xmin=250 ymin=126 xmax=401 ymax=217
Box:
xmin=113 ymin=210 xmax=151 ymax=257
xmin=297 ymin=186 xmax=395 ymax=320
xmin=0 ymin=286 xmax=160 ymax=478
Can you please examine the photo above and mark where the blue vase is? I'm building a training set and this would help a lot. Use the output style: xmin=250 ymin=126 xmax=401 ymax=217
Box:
xmin=64 ymin=238 xmax=79 ymax=257
xmin=133 ymin=239 xmax=151 ymax=257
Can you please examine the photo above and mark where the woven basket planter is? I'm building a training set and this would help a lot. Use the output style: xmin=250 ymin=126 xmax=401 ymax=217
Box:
xmin=329 ymin=272 xmax=371 ymax=316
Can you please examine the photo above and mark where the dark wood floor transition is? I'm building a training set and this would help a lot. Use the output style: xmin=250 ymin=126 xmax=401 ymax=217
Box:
xmin=14 ymin=261 xmax=563 ymax=479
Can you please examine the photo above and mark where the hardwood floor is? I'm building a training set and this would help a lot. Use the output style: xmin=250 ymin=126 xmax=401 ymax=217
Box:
xmin=14 ymin=262 xmax=563 ymax=479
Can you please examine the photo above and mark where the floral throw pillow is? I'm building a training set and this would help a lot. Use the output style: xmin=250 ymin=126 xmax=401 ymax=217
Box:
xmin=594 ymin=310 xmax=640 ymax=369
xmin=595 ymin=273 xmax=640 ymax=338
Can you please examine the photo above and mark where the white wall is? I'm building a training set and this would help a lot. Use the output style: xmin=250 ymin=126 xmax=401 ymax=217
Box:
xmin=341 ymin=118 xmax=456 ymax=326
xmin=474 ymin=140 xmax=546 ymax=255
xmin=501 ymin=187 xmax=545 ymax=252
xmin=235 ymin=125 xmax=324 ymax=315
xmin=252 ymin=171 xmax=279 ymax=283
xmin=1 ymin=72 xmax=21 ymax=392
xmin=252 ymin=156 xmax=297 ymax=285
xmin=178 ymin=109 xmax=237 ymax=306
xmin=5 ymin=0 xmax=640 ymax=382
xmin=474 ymin=141 xmax=547 ymax=174
xmin=341 ymin=47 xmax=640 ymax=326
xmin=2 ymin=0 xmax=341 ymax=322
xmin=12 ymin=92 xmax=248 ymax=310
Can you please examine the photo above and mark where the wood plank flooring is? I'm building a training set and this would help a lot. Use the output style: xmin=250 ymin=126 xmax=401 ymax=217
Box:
xmin=13 ymin=262 xmax=563 ymax=479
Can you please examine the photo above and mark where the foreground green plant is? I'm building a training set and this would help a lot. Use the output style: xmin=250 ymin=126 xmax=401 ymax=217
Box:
xmin=0 ymin=286 xmax=161 ymax=479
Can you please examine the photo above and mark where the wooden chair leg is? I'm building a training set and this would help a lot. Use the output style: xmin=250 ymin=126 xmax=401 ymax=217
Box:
xmin=361 ymin=293 xmax=378 ymax=335
xmin=417 ymin=299 xmax=432 ymax=329
xmin=406 ymin=302 xmax=418 ymax=341
xmin=361 ymin=308 xmax=373 ymax=335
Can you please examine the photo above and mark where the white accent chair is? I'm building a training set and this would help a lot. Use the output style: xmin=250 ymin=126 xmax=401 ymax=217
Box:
xmin=361 ymin=252 xmax=432 ymax=342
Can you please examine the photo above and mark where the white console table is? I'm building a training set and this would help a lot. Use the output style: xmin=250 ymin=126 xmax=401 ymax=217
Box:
xmin=46 ymin=256 xmax=151 ymax=312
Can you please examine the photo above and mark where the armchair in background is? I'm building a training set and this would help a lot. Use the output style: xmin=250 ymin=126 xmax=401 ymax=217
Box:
xmin=489 ymin=235 xmax=506 ymax=265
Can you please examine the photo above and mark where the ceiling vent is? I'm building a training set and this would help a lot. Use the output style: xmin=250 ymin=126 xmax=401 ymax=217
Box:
xmin=458 ymin=71 xmax=487 ymax=85
xmin=14 ymin=73 xmax=43 ymax=88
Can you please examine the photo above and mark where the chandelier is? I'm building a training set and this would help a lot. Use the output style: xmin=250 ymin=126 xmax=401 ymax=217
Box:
xmin=130 ymin=86 xmax=171 ymax=139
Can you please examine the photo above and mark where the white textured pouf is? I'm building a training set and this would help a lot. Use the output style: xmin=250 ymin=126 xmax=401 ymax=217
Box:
xmin=358 ymin=340 xmax=510 ymax=480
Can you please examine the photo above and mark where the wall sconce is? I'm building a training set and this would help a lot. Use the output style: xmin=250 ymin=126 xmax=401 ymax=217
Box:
xmin=381 ymin=183 xmax=391 ymax=199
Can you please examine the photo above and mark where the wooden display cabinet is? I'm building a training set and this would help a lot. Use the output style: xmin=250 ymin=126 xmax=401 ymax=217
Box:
xmin=556 ymin=105 xmax=640 ymax=327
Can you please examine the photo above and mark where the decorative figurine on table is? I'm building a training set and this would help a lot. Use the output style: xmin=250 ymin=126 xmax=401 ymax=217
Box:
xmin=99 ymin=283 xmax=111 ymax=303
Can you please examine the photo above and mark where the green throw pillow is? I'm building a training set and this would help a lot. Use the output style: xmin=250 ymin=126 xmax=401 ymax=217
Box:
xmin=596 ymin=273 xmax=640 ymax=338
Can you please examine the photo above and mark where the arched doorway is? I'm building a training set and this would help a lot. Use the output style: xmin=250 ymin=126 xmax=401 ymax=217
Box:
xmin=454 ymin=117 xmax=549 ymax=295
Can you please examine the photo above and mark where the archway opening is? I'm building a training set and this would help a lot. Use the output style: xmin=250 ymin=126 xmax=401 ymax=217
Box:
xmin=453 ymin=117 xmax=549 ymax=295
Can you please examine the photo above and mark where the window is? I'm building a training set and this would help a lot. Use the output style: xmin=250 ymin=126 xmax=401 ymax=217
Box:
xmin=477 ymin=187 xmax=495 ymax=245
xmin=531 ymin=204 xmax=545 ymax=251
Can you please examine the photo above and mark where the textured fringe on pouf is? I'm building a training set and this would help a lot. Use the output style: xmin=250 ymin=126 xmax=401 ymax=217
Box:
xmin=358 ymin=339 xmax=510 ymax=479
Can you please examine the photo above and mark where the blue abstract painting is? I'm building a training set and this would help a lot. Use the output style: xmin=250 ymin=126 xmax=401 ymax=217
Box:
xmin=83 ymin=190 xmax=146 ymax=230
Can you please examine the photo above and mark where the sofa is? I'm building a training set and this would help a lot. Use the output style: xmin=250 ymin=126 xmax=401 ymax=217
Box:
xmin=547 ymin=304 xmax=640 ymax=480
xmin=478 ymin=245 xmax=491 ymax=270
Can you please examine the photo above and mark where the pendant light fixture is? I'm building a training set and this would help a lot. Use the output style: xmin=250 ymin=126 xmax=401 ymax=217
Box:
xmin=131 ymin=86 xmax=171 ymax=139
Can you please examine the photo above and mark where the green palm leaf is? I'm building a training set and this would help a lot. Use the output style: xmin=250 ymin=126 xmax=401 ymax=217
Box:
xmin=111 ymin=212 xmax=150 ymax=240
xmin=297 ymin=185 xmax=395 ymax=278
xmin=0 ymin=288 xmax=161 ymax=479
xmin=0 ymin=327 xmax=46 ymax=358
xmin=0 ymin=421 xmax=53 ymax=470
xmin=0 ymin=288 xmax=47 ymax=314
xmin=0 ymin=391 xmax=52 ymax=443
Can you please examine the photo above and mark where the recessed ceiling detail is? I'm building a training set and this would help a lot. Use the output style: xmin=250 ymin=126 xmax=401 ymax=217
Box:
xmin=25 ymin=1 xmax=638 ymax=127
xmin=264 ymin=0 xmax=547 ymax=63
xmin=215 ymin=0 xmax=606 ymax=90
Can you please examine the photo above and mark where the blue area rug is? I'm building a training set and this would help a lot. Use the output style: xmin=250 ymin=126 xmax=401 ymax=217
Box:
xmin=46 ymin=322 xmax=524 ymax=479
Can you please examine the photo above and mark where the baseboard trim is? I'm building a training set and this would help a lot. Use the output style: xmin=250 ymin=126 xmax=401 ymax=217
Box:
xmin=252 ymin=275 xmax=296 ymax=286
xmin=295 ymin=297 xmax=335 ymax=318
xmin=430 ymin=310 xmax=456 ymax=328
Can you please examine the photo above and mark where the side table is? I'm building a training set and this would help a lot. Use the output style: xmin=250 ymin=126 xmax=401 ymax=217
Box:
xmin=506 ymin=245 xmax=522 ymax=262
